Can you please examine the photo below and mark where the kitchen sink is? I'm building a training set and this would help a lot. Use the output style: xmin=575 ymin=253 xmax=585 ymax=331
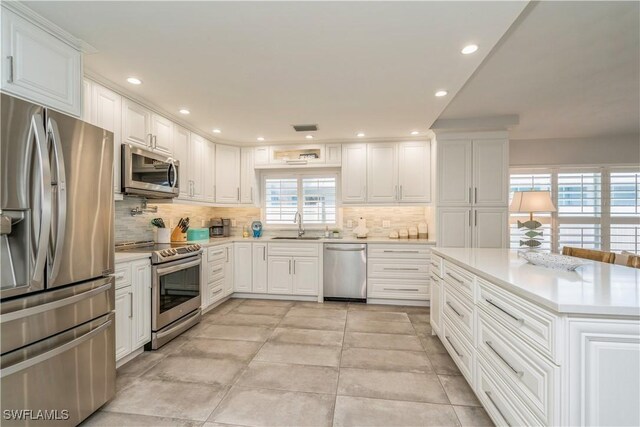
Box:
xmin=271 ymin=236 xmax=322 ymax=240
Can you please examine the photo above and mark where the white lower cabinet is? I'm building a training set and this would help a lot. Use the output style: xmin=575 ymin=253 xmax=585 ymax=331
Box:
xmin=267 ymin=256 xmax=293 ymax=294
xmin=252 ymin=243 xmax=268 ymax=293
xmin=437 ymin=207 xmax=508 ymax=248
xmin=234 ymin=243 xmax=252 ymax=293
xmin=367 ymin=244 xmax=430 ymax=302
xmin=203 ymin=245 xmax=231 ymax=309
xmin=223 ymin=244 xmax=234 ymax=296
xmin=114 ymin=258 xmax=151 ymax=363
xmin=267 ymin=243 xmax=319 ymax=296
xmin=292 ymin=257 xmax=319 ymax=295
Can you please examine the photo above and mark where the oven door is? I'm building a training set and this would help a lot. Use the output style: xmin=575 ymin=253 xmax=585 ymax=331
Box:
xmin=152 ymin=256 xmax=201 ymax=331
xmin=122 ymin=144 xmax=179 ymax=198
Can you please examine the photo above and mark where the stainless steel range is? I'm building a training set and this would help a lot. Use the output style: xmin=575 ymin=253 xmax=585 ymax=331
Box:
xmin=116 ymin=241 xmax=202 ymax=349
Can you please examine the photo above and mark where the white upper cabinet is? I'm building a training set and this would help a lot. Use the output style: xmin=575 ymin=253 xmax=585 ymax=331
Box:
xmin=93 ymin=84 xmax=122 ymax=194
xmin=150 ymin=114 xmax=173 ymax=156
xmin=367 ymin=143 xmax=398 ymax=203
xmin=203 ymin=140 xmax=216 ymax=203
xmin=122 ymin=98 xmax=151 ymax=149
xmin=398 ymin=141 xmax=431 ymax=203
xmin=172 ymin=125 xmax=190 ymax=200
xmin=473 ymin=139 xmax=509 ymax=206
xmin=240 ymin=147 xmax=257 ymax=205
xmin=215 ymin=144 xmax=241 ymax=203
xmin=325 ymin=144 xmax=342 ymax=166
xmin=189 ymin=133 xmax=205 ymax=201
xmin=437 ymin=140 xmax=473 ymax=206
xmin=254 ymin=147 xmax=269 ymax=166
xmin=1 ymin=7 xmax=81 ymax=116
xmin=341 ymin=144 xmax=367 ymax=203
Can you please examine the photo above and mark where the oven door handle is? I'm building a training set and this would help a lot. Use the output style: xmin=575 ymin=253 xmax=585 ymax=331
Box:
xmin=155 ymin=258 xmax=201 ymax=276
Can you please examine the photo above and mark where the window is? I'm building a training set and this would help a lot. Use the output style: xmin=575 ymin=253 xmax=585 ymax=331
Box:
xmin=509 ymin=168 xmax=640 ymax=253
xmin=263 ymin=173 xmax=338 ymax=227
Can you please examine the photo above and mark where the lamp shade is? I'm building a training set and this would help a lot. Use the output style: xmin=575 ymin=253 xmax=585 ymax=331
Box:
xmin=509 ymin=191 xmax=556 ymax=213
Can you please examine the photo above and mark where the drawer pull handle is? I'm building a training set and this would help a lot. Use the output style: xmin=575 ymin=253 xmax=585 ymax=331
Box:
xmin=211 ymin=250 xmax=224 ymax=256
xmin=445 ymin=335 xmax=463 ymax=358
xmin=485 ymin=298 xmax=524 ymax=325
xmin=446 ymin=301 xmax=464 ymax=318
xmin=211 ymin=288 xmax=222 ymax=295
xmin=114 ymin=273 xmax=126 ymax=281
xmin=485 ymin=391 xmax=512 ymax=427
xmin=383 ymin=267 xmax=420 ymax=271
xmin=383 ymin=250 xmax=419 ymax=253
xmin=384 ymin=288 xmax=419 ymax=292
xmin=211 ymin=267 xmax=223 ymax=273
xmin=485 ymin=340 xmax=524 ymax=378
xmin=445 ymin=272 xmax=464 ymax=284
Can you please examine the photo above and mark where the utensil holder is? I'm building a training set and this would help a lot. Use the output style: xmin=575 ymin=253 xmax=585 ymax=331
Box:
xmin=171 ymin=226 xmax=187 ymax=242
xmin=155 ymin=228 xmax=171 ymax=244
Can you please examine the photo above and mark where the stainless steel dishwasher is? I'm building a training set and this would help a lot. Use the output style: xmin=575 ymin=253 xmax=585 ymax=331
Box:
xmin=323 ymin=243 xmax=367 ymax=302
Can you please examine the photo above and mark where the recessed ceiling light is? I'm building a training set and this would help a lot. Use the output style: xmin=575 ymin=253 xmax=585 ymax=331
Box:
xmin=435 ymin=90 xmax=448 ymax=97
xmin=357 ymin=132 xmax=365 ymax=137
xmin=411 ymin=131 xmax=420 ymax=135
xmin=126 ymin=77 xmax=142 ymax=85
xmin=212 ymin=129 xmax=221 ymax=134
xmin=257 ymin=137 xmax=265 ymax=141
xmin=461 ymin=44 xmax=479 ymax=55
xmin=179 ymin=109 xmax=190 ymax=115
xmin=305 ymin=135 xmax=314 ymax=139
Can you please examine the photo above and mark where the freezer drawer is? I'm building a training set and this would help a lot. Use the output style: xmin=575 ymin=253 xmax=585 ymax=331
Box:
xmin=1 ymin=276 xmax=114 ymax=354
xmin=323 ymin=244 xmax=367 ymax=300
xmin=0 ymin=312 xmax=116 ymax=426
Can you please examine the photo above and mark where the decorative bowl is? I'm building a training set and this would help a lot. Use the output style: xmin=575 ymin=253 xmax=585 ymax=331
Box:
xmin=518 ymin=251 xmax=585 ymax=271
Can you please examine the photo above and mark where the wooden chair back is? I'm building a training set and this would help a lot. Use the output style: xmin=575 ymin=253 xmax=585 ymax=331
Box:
xmin=624 ymin=253 xmax=640 ymax=269
xmin=562 ymin=246 xmax=616 ymax=264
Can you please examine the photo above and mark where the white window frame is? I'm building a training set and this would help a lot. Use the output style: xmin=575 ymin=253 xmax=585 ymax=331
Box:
xmin=261 ymin=170 xmax=341 ymax=229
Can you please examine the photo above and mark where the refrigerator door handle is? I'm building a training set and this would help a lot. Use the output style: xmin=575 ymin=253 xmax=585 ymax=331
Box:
xmin=29 ymin=113 xmax=51 ymax=288
xmin=46 ymin=117 xmax=67 ymax=283
xmin=0 ymin=318 xmax=112 ymax=379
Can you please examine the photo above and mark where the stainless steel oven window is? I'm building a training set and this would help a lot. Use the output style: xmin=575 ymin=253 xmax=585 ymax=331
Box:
xmin=152 ymin=257 xmax=201 ymax=330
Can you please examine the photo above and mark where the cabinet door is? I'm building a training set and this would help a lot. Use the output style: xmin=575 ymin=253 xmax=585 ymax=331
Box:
xmin=122 ymin=99 xmax=151 ymax=149
xmin=1 ymin=9 xmax=81 ymax=116
xmin=437 ymin=207 xmax=471 ymax=248
xmin=267 ymin=257 xmax=292 ymax=294
xmin=92 ymin=84 xmax=122 ymax=194
xmin=254 ymin=147 xmax=269 ymax=165
xmin=437 ymin=140 xmax=472 ymax=206
xmin=203 ymin=140 xmax=216 ymax=203
xmin=252 ymin=243 xmax=268 ymax=293
xmin=473 ymin=139 xmax=509 ymax=206
xmin=233 ymin=243 xmax=252 ymax=292
xmin=189 ymin=133 xmax=205 ymax=200
xmin=82 ymin=79 xmax=92 ymax=122
xmin=114 ymin=287 xmax=132 ymax=361
xmin=367 ymin=143 xmax=397 ymax=203
xmin=240 ymin=147 xmax=256 ymax=204
xmin=398 ymin=141 xmax=431 ymax=203
xmin=224 ymin=245 xmax=234 ymax=296
xmin=325 ymin=144 xmax=342 ymax=165
xmin=215 ymin=144 xmax=241 ymax=203
xmin=430 ymin=278 xmax=441 ymax=335
xmin=341 ymin=144 xmax=367 ymax=203
xmin=292 ymin=257 xmax=319 ymax=296
xmin=173 ymin=126 xmax=191 ymax=200
xmin=473 ymin=208 xmax=508 ymax=248
xmin=151 ymin=114 xmax=173 ymax=155
xmin=130 ymin=260 xmax=151 ymax=349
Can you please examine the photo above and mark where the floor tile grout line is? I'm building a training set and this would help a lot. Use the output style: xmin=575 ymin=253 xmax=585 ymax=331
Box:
xmin=331 ymin=301 xmax=350 ymax=427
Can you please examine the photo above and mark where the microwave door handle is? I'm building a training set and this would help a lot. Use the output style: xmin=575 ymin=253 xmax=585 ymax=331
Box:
xmin=29 ymin=114 xmax=52 ymax=288
xmin=46 ymin=117 xmax=67 ymax=283
xmin=168 ymin=160 xmax=177 ymax=189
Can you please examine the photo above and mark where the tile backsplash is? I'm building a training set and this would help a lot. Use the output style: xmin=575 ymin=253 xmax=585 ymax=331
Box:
xmin=115 ymin=197 xmax=433 ymax=243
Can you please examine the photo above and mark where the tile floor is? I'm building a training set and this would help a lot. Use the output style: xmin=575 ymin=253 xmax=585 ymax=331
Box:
xmin=82 ymin=298 xmax=494 ymax=427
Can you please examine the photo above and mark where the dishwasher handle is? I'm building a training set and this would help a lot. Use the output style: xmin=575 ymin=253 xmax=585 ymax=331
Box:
xmin=325 ymin=246 xmax=366 ymax=252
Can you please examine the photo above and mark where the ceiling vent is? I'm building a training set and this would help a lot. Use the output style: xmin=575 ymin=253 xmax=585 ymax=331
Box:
xmin=292 ymin=124 xmax=318 ymax=132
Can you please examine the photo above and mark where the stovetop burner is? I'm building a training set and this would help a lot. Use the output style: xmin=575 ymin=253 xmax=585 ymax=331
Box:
xmin=116 ymin=240 xmax=203 ymax=264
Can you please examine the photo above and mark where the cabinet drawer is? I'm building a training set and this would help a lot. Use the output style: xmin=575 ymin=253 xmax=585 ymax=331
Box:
xmin=208 ymin=246 xmax=226 ymax=262
xmin=477 ymin=278 xmax=559 ymax=363
xmin=441 ymin=317 xmax=474 ymax=383
xmin=477 ymin=311 xmax=559 ymax=426
xmin=368 ymin=244 xmax=430 ymax=259
xmin=443 ymin=261 xmax=474 ymax=299
xmin=430 ymin=254 xmax=443 ymax=279
xmin=114 ymin=263 xmax=132 ymax=289
xmin=209 ymin=280 xmax=225 ymax=305
xmin=207 ymin=262 xmax=225 ymax=284
xmin=368 ymin=279 xmax=429 ymax=300
xmin=442 ymin=283 xmax=474 ymax=341
xmin=368 ymin=259 xmax=429 ymax=280
xmin=476 ymin=354 xmax=542 ymax=427
xmin=268 ymin=243 xmax=319 ymax=257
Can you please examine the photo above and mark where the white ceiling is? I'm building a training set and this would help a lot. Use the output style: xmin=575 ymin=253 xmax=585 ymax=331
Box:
xmin=24 ymin=1 xmax=527 ymax=144
xmin=438 ymin=1 xmax=640 ymax=140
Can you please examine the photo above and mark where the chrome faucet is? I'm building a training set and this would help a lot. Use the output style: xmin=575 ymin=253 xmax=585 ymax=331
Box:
xmin=294 ymin=211 xmax=305 ymax=237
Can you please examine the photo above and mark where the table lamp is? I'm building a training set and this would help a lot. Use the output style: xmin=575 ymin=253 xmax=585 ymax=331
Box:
xmin=509 ymin=191 xmax=556 ymax=248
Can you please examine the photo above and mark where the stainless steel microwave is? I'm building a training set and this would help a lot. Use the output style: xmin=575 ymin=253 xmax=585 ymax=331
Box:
xmin=122 ymin=144 xmax=179 ymax=198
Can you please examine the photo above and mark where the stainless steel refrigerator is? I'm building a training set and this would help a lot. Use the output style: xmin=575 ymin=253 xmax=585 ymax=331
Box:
xmin=0 ymin=94 xmax=116 ymax=426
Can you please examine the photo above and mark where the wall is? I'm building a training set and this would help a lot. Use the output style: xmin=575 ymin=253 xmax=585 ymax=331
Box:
xmin=341 ymin=206 xmax=432 ymax=237
xmin=510 ymin=134 xmax=640 ymax=167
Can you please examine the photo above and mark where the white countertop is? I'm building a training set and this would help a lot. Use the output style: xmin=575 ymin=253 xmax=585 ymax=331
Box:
xmin=114 ymin=251 xmax=151 ymax=263
xmin=188 ymin=236 xmax=436 ymax=246
xmin=432 ymin=248 xmax=640 ymax=317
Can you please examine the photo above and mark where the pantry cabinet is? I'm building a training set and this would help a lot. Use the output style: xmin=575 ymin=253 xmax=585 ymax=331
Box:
xmin=215 ymin=144 xmax=241 ymax=203
xmin=1 ymin=7 xmax=82 ymax=116
xmin=341 ymin=144 xmax=368 ymax=203
xmin=437 ymin=208 xmax=472 ymax=248
xmin=437 ymin=140 xmax=473 ymax=206
xmin=437 ymin=207 xmax=508 ymax=248
xmin=473 ymin=139 xmax=509 ymax=206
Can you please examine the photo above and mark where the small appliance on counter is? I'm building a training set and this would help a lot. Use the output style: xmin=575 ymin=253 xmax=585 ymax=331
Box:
xmin=252 ymin=221 xmax=263 ymax=238
xmin=352 ymin=217 xmax=369 ymax=239
xmin=187 ymin=228 xmax=209 ymax=241
xmin=210 ymin=218 xmax=231 ymax=238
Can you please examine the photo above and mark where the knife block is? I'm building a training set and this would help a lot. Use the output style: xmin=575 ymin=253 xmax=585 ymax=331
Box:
xmin=171 ymin=226 xmax=187 ymax=242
